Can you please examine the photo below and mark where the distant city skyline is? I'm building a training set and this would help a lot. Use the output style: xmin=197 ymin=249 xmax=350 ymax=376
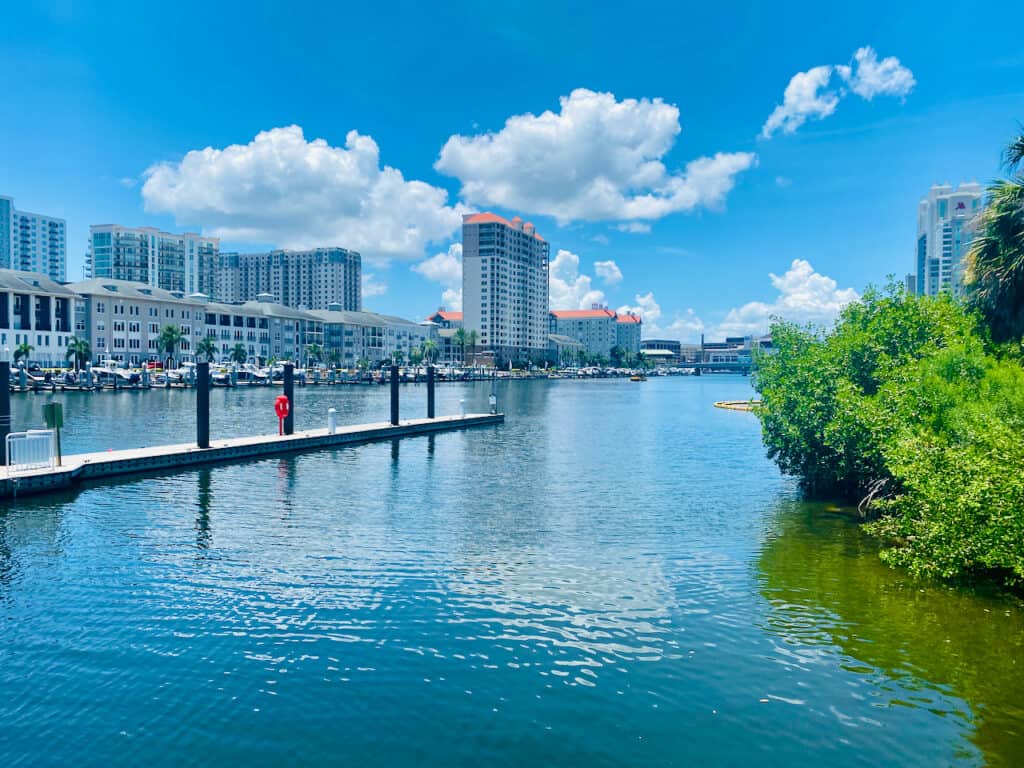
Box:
xmin=2 ymin=1 xmax=1021 ymax=340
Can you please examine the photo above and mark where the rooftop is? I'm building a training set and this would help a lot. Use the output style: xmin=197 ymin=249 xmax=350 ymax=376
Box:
xmin=550 ymin=309 xmax=617 ymax=319
xmin=427 ymin=310 xmax=463 ymax=321
xmin=0 ymin=269 xmax=77 ymax=296
xmin=463 ymin=212 xmax=546 ymax=242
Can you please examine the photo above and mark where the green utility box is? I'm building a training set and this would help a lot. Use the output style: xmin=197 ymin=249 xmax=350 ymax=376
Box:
xmin=43 ymin=402 xmax=64 ymax=465
xmin=43 ymin=402 xmax=64 ymax=429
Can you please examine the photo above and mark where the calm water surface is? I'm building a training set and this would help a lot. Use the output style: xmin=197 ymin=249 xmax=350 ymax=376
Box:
xmin=1 ymin=377 xmax=1022 ymax=766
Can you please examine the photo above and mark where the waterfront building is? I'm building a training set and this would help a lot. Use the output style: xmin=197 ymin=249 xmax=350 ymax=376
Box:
xmin=87 ymin=225 xmax=218 ymax=296
xmin=0 ymin=269 xmax=75 ymax=365
xmin=616 ymin=313 xmax=642 ymax=355
xmin=198 ymin=294 xmax=321 ymax=364
xmin=71 ymin=278 xmax=205 ymax=366
xmin=915 ymin=182 xmax=984 ymax=297
xmin=641 ymin=338 xmax=683 ymax=365
xmin=549 ymin=308 xmax=618 ymax=358
xmin=0 ymin=195 xmax=67 ymax=281
xmin=213 ymin=248 xmax=361 ymax=310
xmin=462 ymin=212 xmax=550 ymax=365
xmin=548 ymin=308 xmax=642 ymax=359
xmin=547 ymin=333 xmax=585 ymax=366
xmin=311 ymin=307 xmax=435 ymax=367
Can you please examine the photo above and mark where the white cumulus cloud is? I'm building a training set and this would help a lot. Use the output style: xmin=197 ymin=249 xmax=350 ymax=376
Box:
xmin=141 ymin=125 xmax=468 ymax=262
xmin=412 ymin=243 xmax=463 ymax=311
xmin=362 ymin=272 xmax=387 ymax=299
xmin=761 ymin=65 xmax=839 ymax=138
xmin=436 ymin=88 xmax=756 ymax=225
xmin=713 ymin=259 xmax=858 ymax=337
xmin=618 ymin=293 xmax=705 ymax=342
xmin=837 ymin=46 xmax=916 ymax=100
xmin=762 ymin=47 xmax=915 ymax=139
xmin=594 ymin=259 xmax=623 ymax=285
xmin=550 ymin=250 xmax=607 ymax=310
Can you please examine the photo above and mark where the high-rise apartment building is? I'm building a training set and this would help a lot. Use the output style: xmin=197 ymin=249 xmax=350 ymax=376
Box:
xmin=462 ymin=212 xmax=550 ymax=364
xmin=213 ymin=248 xmax=361 ymax=310
xmin=0 ymin=195 xmax=67 ymax=281
xmin=915 ymin=182 xmax=984 ymax=296
xmin=88 ymin=225 xmax=218 ymax=296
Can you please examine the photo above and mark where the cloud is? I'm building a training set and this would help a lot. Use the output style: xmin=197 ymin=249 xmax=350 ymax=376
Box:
xmin=762 ymin=47 xmax=915 ymax=138
xmin=617 ymin=260 xmax=856 ymax=343
xmin=362 ymin=272 xmax=387 ymax=299
xmin=618 ymin=293 xmax=705 ymax=342
xmin=549 ymin=249 xmax=607 ymax=309
xmin=713 ymin=259 xmax=858 ymax=337
xmin=141 ymin=125 xmax=467 ymax=262
xmin=616 ymin=222 xmax=652 ymax=234
xmin=774 ymin=176 xmax=792 ymax=188
xmin=761 ymin=65 xmax=839 ymax=138
xmin=837 ymin=46 xmax=916 ymax=100
xmin=436 ymin=88 xmax=756 ymax=224
xmin=412 ymin=243 xmax=463 ymax=310
xmin=118 ymin=176 xmax=137 ymax=189
xmin=594 ymin=259 xmax=623 ymax=286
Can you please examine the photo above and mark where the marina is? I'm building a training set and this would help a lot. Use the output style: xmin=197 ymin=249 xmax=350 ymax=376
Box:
xmin=2 ymin=375 xmax=1021 ymax=767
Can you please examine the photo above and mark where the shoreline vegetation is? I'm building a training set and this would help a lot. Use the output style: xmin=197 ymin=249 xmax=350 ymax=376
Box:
xmin=753 ymin=129 xmax=1024 ymax=588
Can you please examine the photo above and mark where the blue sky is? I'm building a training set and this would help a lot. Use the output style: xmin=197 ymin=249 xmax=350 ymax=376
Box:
xmin=2 ymin=0 xmax=1022 ymax=339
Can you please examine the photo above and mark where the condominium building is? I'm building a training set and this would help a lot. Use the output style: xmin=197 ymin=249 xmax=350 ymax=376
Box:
xmin=0 ymin=269 xmax=75 ymax=365
xmin=548 ymin=308 xmax=643 ymax=358
xmin=71 ymin=278 xmax=206 ymax=365
xmin=549 ymin=308 xmax=618 ymax=357
xmin=311 ymin=307 xmax=435 ymax=367
xmin=0 ymin=195 xmax=67 ymax=281
xmin=915 ymin=182 xmax=984 ymax=297
xmin=616 ymin=312 xmax=642 ymax=354
xmin=462 ymin=212 xmax=550 ymax=364
xmin=87 ymin=225 xmax=219 ymax=296
xmin=213 ymin=248 xmax=361 ymax=310
xmin=199 ymin=294 xmax=322 ymax=363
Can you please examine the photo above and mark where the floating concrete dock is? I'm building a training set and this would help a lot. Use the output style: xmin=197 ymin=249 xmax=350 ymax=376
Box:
xmin=0 ymin=413 xmax=503 ymax=500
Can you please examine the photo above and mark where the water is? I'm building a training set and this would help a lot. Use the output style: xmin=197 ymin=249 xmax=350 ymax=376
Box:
xmin=1 ymin=377 xmax=1022 ymax=766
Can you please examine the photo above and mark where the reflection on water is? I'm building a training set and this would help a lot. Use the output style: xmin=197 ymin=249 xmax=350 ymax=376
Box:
xmin=758 ymin=500 xmax=1024 ymax=767
xmin=0 ymin=378 xmax=1022 ymax=766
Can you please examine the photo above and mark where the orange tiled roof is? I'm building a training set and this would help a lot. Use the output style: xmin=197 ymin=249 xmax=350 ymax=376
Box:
xmin=617 ymin=313 xmax=642 ymax=324
xmin=463 ymin=212 xmax=546 ymax=242
xmin=550 ymin=309 xmax=617 ymax=319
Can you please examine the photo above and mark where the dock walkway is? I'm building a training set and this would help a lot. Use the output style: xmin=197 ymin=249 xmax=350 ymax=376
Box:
xmin=0 ymin=413 xmax=503 ymax=500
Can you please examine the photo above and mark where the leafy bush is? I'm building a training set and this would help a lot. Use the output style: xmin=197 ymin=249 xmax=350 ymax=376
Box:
xmin=754 ymin=285 xmax=1024 ymax=585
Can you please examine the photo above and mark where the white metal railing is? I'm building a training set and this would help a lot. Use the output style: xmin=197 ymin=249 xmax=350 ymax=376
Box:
xmin=6 ymin=430 xmax=56 ymax=473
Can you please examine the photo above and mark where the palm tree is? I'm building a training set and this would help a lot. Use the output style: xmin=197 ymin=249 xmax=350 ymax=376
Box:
xmin=391 ymin=350 xmax=405 ymax=366
xmin=465 ymin=329 xmax=479 ymax=365
xmin=965 ymin=128 xmax=1024 ymax=343
xmin=13 ymin=342 xmax=34 ymax=364
xmin=408 ymin=346 xmax=424 ymax=366
xmin=422 ymin=339 xmax=437 ymax=365
xmin=65 ymin=337 xmax=91 ymax=371
xmin=157 ymin=324 xmax=183 ymax=369
xmin=305 ymin=343 xmax=323 ymax=365
xmin=229 ymin=343 xmax=248 ymax=364
xmin=453 ymin=328 xmax=467 ymax=365
xmin=328 ymin=349 xmax=341 ymax=369
xmin=196 ymin=336 xmax=218 ymax=363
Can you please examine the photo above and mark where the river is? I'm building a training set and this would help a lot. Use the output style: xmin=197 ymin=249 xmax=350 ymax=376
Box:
xmin=1 ymin=376 xmax=1021 ymax=766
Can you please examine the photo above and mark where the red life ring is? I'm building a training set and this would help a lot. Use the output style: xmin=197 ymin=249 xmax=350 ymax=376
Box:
xmin=274 ymin=395 xmax=290 ymax=419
